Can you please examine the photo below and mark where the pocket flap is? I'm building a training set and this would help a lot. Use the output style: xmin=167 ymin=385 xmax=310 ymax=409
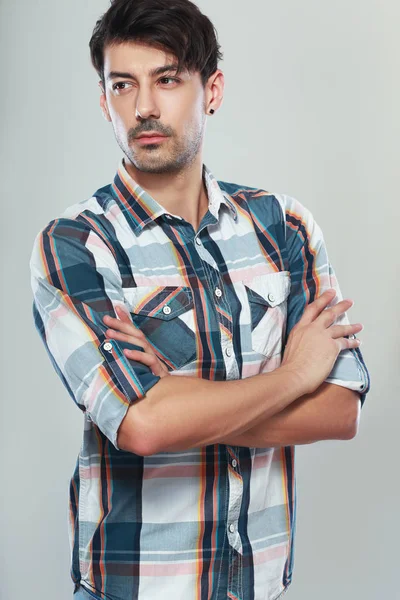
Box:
xmin=244 ymin=271 xmax=291 ymax=307
xmin=125 ymin=286 xmax=193 ymax=320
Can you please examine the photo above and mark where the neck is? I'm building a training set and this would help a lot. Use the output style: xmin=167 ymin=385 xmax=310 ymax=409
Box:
xmin=123 ymin=154 xmax=209 ymax=233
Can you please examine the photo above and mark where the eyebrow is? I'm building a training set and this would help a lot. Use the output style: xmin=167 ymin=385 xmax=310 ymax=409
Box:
xmin=106 ymin=64 xmax=181 ymax=82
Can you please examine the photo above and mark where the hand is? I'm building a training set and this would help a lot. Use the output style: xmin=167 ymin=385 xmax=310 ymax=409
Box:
xmin=280 ymin=288 xmax=363 ymax=395
xmin=103 ymin=306 xmax=170 ymax=379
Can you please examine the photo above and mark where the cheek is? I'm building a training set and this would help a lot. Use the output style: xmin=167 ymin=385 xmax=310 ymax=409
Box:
xmin=170 ymin=89 xmax=203 ymax=121
xmin=108 ymin=96 xmax=130 ymax=121
xmin=174 ymin=97 xmax=205 ymax=134
xmin=109 ymin=106 xmax=131 ymax=136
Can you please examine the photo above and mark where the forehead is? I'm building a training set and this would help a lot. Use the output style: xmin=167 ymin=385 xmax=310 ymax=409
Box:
xmin=103 ymin=41 xmax=179 ymax=75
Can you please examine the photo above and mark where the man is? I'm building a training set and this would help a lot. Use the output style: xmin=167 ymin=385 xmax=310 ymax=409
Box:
xmin=30 ymin=0 xmax=370 ymax=599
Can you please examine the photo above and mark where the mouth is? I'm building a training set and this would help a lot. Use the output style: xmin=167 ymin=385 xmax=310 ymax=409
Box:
xmin=135 ymin=133 xmax=168 ymax=145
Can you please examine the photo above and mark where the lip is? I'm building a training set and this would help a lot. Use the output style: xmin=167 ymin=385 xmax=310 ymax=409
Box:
xmin=135 ymin=133 xmax=168 ymax=144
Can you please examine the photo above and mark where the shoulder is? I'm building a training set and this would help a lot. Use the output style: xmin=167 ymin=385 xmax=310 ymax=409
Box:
xmin=30 ymin=184 xmax=116 ymax=268
xmin=59 ymin=183 xmax=115 ymax=221
xmin=217 ymin=178 xmax=297 ymax=225
xmin=217 ymin=178 xmax=277 ymax=202
xmin=34 ymin=183 xmax=116 ymax=238
xmin=217 ymin=178 xmax=322 ymax=244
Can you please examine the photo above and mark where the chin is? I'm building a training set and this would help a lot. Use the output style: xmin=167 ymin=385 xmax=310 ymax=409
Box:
xmin=132 ymin=152 xmax=179 ymax=172
xmin=132 ymin=159 xmax=175 ymax=174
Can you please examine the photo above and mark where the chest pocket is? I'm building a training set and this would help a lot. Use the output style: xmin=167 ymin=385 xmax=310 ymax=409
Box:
xmin=243 ymin=271 xmax=291 ymax=359
xmin=123 ymin=285 xmax=197 ymax=370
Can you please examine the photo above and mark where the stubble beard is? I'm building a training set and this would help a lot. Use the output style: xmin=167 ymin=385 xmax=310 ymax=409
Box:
xmin=116 ymin=123 xmax=205 ymax=175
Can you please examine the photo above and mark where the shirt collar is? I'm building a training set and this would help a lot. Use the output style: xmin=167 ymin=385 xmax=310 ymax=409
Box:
xmin=111 ymin=158 xmax=237 ymax=235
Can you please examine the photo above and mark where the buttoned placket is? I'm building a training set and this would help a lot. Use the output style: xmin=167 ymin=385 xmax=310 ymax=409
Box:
xmin=226 ymin=446 xmax=243 ymax=553
xmin=226 ymin=447 xmax=244 ymax=599
xmin=169 ymin=213 xmax=245 ymax=592
xmin=207 ymin=272 xmax=238 ymax=379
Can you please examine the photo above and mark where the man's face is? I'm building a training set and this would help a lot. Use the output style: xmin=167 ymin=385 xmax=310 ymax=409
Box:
xmin=100 ymin=41 xmax=208 ymax=174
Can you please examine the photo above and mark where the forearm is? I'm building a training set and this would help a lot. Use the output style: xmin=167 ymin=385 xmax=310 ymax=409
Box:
xmin=219 ymin=383 xmax=361 ymax=447
xmin=118 ymin=366 xmax=305 ymax=455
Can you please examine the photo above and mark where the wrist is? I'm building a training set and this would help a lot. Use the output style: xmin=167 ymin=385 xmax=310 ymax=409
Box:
xmin=276 ymin=364 xmax=309 ymax=399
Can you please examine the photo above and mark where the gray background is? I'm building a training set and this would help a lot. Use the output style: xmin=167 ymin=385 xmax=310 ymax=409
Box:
xmin=1 ymin=0 xmax=398 ymax=598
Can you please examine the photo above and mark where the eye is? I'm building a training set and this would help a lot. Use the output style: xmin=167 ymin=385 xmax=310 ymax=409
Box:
xmin=159 ymin=77 xmax=180 ymax=86
xmin=112 ymin=82 xmax=132 ymax=94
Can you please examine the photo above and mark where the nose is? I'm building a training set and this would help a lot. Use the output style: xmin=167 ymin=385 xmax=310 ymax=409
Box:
xmin=135 ymin=86 xmax=160 ymax=121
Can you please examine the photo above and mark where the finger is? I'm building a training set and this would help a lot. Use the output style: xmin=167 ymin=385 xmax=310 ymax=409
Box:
xmin=106 ymin=329 xmax=148 ymax=348
xmin=329 ymin=323 xmax=363 ymax=339
xmin=123 ymin=348 xmax=169 ymax=377
xmin=107 ymin=329 xmax=157 ymax=356
xmin=103 ymin=314 xmax=145 ymax=338
xmin=337 ymin=336 xmax=362 ymax=351
xmin=299 ymin=289 xmax=337 ymax=326
xmin=318 ymin=298 xmax=354 ymax=328
xmin=115 ymin=305 xmax=132 ymax=324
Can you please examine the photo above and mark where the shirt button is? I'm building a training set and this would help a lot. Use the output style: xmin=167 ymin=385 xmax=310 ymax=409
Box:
xmin=195 ymin=238 xmax=202 ymax=246
xmin=268 ymin=293 xmax=275 ymax=303
xmin=228 ymin=523 xmax=235 ymax=534
xmin=225 ymin=347 xmax=232 ymax=357
xmin=163 ymin=305 xmax=172 ymax=315
xmin=215 ymin=288 xmax=222 ymax=298
xmin=232 ymin=459 xmax=237 ymax=468
xmin=103 ymin=342 xmax=113 ymax=351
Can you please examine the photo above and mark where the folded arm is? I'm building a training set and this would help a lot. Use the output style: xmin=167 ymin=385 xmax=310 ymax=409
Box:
xmin=117 ymin=365 xmax=307 ymax=454
xmin=31 ymin=201 xmax=369 ymax=458
xmin=219 ymin=382 xmax=361 ymax=447
xmin=30 ymin=217 xmax=162 ymax=450
xmin=117 ymin=374 xmax=360 ymax=455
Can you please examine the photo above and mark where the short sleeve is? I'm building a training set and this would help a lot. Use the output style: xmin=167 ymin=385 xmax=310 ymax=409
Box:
xmin=276 ymin=194 xmax=371 ymax=407
xmin=30 ymin=217 xmax=161 ymax=449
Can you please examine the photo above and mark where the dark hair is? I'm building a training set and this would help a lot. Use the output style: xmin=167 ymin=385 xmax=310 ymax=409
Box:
xmin=89 ymin=0 xmax=223 ymax=87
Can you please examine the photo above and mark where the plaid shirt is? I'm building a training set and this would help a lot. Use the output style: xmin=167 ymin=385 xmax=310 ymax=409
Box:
xmin=30 ymin=159 xmax=370 ymax=600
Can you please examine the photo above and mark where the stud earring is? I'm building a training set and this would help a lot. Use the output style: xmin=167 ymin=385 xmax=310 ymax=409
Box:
xmin=209 ymin=109 xmax=215 ymax=115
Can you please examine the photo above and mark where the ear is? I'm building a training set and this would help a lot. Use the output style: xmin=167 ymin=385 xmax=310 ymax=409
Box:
xmin=205 ymin=69 xmax=224 ymax=116
xmin=99 ymin=81 xmax=111 ymax=122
